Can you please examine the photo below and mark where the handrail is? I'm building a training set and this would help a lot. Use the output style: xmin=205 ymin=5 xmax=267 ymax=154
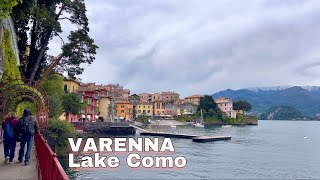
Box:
xmin=34 ymin=131 xmax=69 ymax=180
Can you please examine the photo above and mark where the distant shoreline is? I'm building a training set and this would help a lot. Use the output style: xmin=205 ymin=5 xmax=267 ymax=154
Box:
xmin=259 ymin=119 xmax=320 ymax=121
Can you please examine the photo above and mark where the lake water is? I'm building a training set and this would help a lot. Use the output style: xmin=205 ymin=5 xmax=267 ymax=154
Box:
xmin=65 ymin=120 xmax=320 ymax=179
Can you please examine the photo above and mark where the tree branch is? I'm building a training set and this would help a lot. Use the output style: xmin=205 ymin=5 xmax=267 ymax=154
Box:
xmin=28 ymin=4 xmax=66 ymax=83
xmin=38 ymin=53 xmax=64 ymax=85
xmin=58 ymin=17 xmax=72 ymax=21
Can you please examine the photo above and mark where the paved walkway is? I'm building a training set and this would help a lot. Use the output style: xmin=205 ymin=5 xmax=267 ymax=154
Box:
xmin=0 ymin=141 xmax=37 ymax=180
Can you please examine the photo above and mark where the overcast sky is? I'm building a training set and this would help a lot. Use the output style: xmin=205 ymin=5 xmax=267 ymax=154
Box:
xmin=49 ymin=0 xmax=320 ymax=97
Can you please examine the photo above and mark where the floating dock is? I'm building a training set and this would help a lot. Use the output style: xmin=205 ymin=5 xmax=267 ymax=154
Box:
xmin=140 ymin=132 xmax=231 ymax=143
xmin=192 ymin=136 xmax=231 ymax=143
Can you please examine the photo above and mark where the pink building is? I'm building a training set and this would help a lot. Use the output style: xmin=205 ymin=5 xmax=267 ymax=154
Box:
xmin=215 ymin=97 xmax=233 ymax=114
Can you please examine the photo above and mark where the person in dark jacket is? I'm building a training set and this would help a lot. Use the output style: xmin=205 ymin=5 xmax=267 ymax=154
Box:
xmin=16 ymin=109 xmax=39 ymax=165
xmin=2 ymin=112 xmax=19 ymax=164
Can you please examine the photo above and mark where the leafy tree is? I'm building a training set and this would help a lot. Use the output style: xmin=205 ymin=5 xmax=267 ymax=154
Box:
xmin=62 ymin=93 xmax=80 ymax=115
xmin=198 ymin=95 xmax=219 ymax=112
xmin=42 ymin=73 xmax=64 ymax=98
xmin=233 ymin=100 xmax=252 ymax=111
xmin=44 ymin=118 xmax=76 ymax=155
xmin=11 ymin=0 xmax=98 ymax=82
xmin=131 ymin=94 xmax=139 ymax=100
xmin=197 ymin=95 xmax=223 ymax=119
xmin=48 ymin=96 xmax=63 ymax=118
xmin=0 ymin=0 xmax=21 ymax=18
xmin=42 ymin=73 xmax=65 ymax=118
xmin=1 ymin=29 xmax=21 ymax=84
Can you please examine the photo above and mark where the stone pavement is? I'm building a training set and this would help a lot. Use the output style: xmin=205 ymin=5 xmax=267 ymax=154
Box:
xmin=0 ymin=141 xmax=37 ymax=180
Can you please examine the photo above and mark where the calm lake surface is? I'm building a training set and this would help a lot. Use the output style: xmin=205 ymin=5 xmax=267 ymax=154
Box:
xmin=64 ymin=120 xmax=320 ymax=179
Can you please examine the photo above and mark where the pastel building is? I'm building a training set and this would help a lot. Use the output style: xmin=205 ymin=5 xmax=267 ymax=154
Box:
xmin=136 ymin=103 xmax=153 ymax=116
xmin=63 ymin=78 xmax=80 ymax=93
xmin=215 ymin=97 xmax=236 ymax=118
xmin=115 ymin=101 xmax=133 ymax=120
xmin=139 ymin=93 xmax=152 ymax=103
xmin=79 ymin=86 xmax=100 ymax=122
xmin=163 ymin=103 xmax=177 ymax=116
xmin=152 ymin=93 xmax=162 ymax=102
xmin=185 ymin=95 xmax=203 ymax=106
xmin=153 ymin=101 xmax=165 ymax=115
xmin=99 ymin=96 xmax=111 ymax=121
xmin=177 ymin=102 xmax=198 ymax=115
xmin=62 ymin=78 xmax=81 ymax=122
xmin=162 ymin=91 xmax=180 ymax=102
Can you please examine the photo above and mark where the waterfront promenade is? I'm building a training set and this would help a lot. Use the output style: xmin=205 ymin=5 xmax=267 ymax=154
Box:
xmin=0 ymin=142 xmax=37 ymax=180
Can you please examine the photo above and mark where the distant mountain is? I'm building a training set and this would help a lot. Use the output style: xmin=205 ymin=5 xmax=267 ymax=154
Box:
xmin=260 ymin=106 xmax=304 ymax=120
xmin=211 ymin=86 xmax=320 ymax=116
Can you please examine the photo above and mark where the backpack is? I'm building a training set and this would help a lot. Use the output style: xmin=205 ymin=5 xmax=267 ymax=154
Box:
xmin=20 ymin=117 xmax=34 ymax=136
xmin=4 ymin=121 xmax=15 ymax=140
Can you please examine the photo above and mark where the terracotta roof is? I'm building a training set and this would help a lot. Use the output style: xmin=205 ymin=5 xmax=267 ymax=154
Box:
xmin=185 ymin=95 xmax=203 ymax=98
xmin=63 ymin=78 xmax=80 ymax=84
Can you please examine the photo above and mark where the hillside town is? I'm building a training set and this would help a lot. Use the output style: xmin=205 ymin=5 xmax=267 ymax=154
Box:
xmin=62 ymin=78 xmax=238 ymax=122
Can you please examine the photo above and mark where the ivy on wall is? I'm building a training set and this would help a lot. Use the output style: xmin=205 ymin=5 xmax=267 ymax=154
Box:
xmin=0 ymin=0 xmax=21 ymax=18
xmin=1 ymin=28 xmax=21 ymax=84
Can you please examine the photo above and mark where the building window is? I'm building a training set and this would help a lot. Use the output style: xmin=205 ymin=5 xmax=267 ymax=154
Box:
xmin=121 ymin=110 xmax=124 ymax=113
xmin=88 ymin=98 xmax=92 ymax=105
xmin=144 ymin=106 xmax=145 ymax=108
xmin=148 ymin=110 xmax=150 ymax=113
xmin=64 ymin=85 xmax=68 ymax=93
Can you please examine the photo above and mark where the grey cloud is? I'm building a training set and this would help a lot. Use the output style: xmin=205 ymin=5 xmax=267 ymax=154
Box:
xmin=48 ymin=0 xmax=320 ymax=97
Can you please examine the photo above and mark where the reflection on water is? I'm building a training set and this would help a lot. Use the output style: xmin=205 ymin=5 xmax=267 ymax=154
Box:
xmin=62 ymin=120 xmax=320 ymax=179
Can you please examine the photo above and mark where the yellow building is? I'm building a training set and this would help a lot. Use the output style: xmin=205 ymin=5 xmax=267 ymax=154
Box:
xmin=136 ymin=103 xmax=153 ymax=116
xmin=63 ymin=78 xmax=80 ymax=93
xmin=99 ymin=96 xmax=111 ymax=121
xmin=115 ymin=101 xmax=133 ymax=120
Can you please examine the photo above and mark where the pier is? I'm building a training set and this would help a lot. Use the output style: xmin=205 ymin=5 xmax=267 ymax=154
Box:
xmin=140 ymin=132 xmax=231 ymax=143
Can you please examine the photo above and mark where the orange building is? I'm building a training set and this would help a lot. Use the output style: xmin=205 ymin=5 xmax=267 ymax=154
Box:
xmin=115 ymin=101 xmax=133 ymax=120
xmin=162 ymin=91 xmax=180 ymax=102
xmin=153 ymin=100 xmax=165 ymax=115
xmin=185 ymin=95 xmax=203 ymax=106
xmin=152 ymin=93 xmax=162 ymax=102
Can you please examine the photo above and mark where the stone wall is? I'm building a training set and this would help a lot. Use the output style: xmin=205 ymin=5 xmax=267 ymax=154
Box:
xmin=83 ymin=121 xmax=136 ymax=135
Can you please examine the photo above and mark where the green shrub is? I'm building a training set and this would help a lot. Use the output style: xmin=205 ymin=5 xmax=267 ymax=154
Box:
xmin=16 ymin=101 xmax=36 ymax=117
xmin=1 ymin=28 xmax=21 ymax=84
xmin=137 ymin=115 xmax=149 ymax=123
xmin=177 ymin=115 xmax=193 ymax=122
xmin=0 ymin=0 xmax=21 ymax=18
xmin=44 ymin=118 xmax=76 ymax=156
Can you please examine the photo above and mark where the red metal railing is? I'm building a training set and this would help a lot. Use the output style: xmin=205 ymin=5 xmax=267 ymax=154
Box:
xmin=34 ymin=132 xmax=69 ymax=180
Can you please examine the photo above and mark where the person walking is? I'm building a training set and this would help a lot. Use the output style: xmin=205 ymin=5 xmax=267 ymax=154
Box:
xmin=17 ymin=109 xmax=39 ymax=165
xmin=2 ymin=112 xmax=19 ymax=164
